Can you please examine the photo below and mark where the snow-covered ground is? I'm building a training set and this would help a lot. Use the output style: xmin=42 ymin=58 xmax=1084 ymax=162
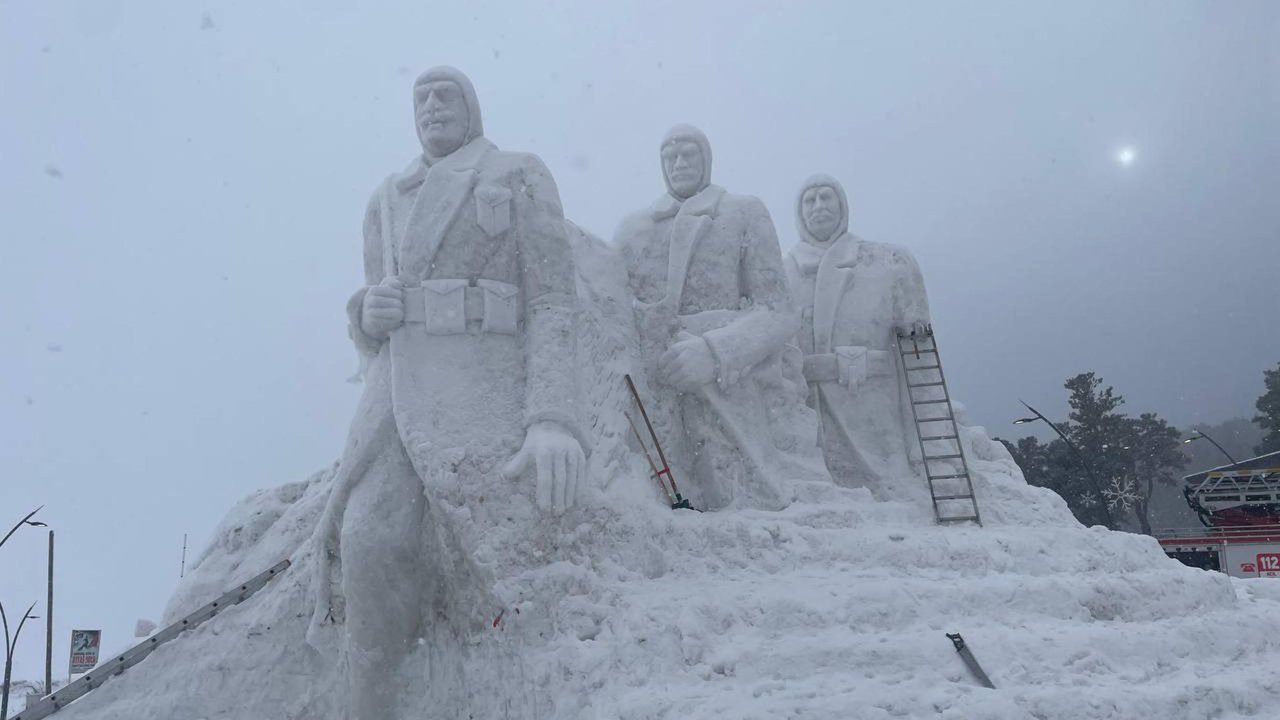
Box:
xmin=42 ymin=414 xmax=1280 ymax=720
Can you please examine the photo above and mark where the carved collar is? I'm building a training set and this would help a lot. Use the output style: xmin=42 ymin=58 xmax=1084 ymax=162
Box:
xmin=790 ymin=240 xmax=827 ymax=277
xmin=790 ymin=233 xmax=856 ymax=277
xmin=393 ymin=137 xmax=497 ymax=193
xmin=650 ymin=184 xmax=725 ymax=221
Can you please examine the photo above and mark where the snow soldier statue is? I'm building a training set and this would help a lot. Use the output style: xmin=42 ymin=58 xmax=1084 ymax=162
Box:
xmin=614 ymin=125 xmax=827 ymax=511
xmin=785 ymin=174 xmax=931 ymax=501
xmin=307 ymin=67 xmax=586 ymax=719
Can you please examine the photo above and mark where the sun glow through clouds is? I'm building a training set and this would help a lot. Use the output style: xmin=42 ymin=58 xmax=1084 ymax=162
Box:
xmin=1116 ymin=146 xmax=1137 ymax=167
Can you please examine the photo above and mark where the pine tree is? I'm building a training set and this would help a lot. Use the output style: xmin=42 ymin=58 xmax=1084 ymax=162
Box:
xmin=1255 ymin=362 xmax=1280 ymax=455
xmin=1063 ymin=372 xmax=1129 ymax=527
xmin=1005 ymin=372 xmax=1186 ymax=534
xmin=1125 ymin=412 xmax=1187 ymax=535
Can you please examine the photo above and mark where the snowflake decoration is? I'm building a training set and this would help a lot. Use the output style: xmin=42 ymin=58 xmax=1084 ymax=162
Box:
xmin=1079 ymin=491 xmax=1100 ymax=508
xmin=1102 ymin=476 xmax=1142 ymax=511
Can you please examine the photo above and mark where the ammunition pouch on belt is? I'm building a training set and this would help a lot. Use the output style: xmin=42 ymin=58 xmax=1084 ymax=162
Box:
xmin=802 ymin=346 xmax=894 ymax=386
xmin=401 ymin=279 xmax=520 ymax=335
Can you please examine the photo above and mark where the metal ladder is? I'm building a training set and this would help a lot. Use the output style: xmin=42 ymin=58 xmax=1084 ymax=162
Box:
xmin=13 ymin=559 xmax=290 ymax=720
xmin=897 ymin=326 xmax=982 ymax=525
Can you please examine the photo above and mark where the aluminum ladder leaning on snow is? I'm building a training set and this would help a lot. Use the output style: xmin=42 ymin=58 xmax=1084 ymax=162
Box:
xmin=897 ymin=327 xmax=982 ymax=525
xmin=12 ymin=559 xmax=291 ymax=720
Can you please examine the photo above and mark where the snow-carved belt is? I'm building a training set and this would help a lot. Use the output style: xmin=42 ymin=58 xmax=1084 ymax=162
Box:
xmin=803 ymin=347 xmax=893 ymax=385
xmin=401 ymin=279 xmax=520 ymax=335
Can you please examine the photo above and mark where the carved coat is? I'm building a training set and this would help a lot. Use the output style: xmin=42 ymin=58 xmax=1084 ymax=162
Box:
xmin=347 ymin=138 xmax=583 ymax=455
xmin=309 ymin=135 xmax=581 ymax=642
xmin=786 ymin=175 xmax=929 ymax=501
xmin=615 ymin=182 xmax=823 ymax=510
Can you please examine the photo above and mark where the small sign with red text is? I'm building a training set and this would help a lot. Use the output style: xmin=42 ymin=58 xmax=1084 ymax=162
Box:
xmin=69 ymin=629 xmax=101 ymax=674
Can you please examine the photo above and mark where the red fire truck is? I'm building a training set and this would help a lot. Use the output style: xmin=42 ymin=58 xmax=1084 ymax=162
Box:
xmin=1158 ymin=451 xmax=1280 ymax=578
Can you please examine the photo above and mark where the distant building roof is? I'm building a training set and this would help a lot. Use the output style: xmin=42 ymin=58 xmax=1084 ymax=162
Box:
xmin=1183 ymin=450 xmax=1280 ymax=484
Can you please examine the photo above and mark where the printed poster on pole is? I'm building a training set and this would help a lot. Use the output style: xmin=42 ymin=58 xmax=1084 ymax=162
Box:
xmin=68 ymin=629 xmax=101 ymax=674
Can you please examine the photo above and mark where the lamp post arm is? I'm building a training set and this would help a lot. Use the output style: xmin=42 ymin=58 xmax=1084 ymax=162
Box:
xmin=1020 ymin=400 xmax=1116 ymax=527
xmin=1 ymin=506 xmax=44 ymax=550
xmin=1195 ymin=430 xmax=1238 ymax=467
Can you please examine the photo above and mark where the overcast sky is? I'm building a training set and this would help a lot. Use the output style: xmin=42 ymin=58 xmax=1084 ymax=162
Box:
xmin=2 ymin=0 xmax=1277 ymax=683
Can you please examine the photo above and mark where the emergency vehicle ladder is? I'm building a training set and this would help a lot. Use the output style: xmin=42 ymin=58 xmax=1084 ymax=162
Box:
xmin=12 ymin=559 xmax=290 ymax=720
xmin=897 ymin=326 xmax=982 ymax=525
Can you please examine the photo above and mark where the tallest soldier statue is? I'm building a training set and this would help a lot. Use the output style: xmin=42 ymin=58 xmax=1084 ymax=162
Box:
xmin=307 ymin=66 xmax=586 ymax=719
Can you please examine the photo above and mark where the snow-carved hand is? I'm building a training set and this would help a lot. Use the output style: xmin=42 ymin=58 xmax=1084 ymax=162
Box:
xmin=501 ymin=421 xmax=585 ymax=513
xmin=659 ymin=336 xmax=717 ymax=390
xmin=361 ymin=278 xmax=404 ymax=340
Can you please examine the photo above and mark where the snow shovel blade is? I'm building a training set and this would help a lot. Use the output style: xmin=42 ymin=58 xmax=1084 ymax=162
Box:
xmin=946 ymin=633 xmax=996 ymax=689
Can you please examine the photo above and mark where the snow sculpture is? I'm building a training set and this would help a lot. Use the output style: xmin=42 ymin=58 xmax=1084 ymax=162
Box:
xmin=305 ymin=66 xmax=586 ymax=720
xmin=785 ymin=174 xmax=930 ymax=501
xmin=614 ymin=125 xmax=828 ymax=511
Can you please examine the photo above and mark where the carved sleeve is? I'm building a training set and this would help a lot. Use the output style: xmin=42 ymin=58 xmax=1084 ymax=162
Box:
xmin=893 ymin=247 xmax=931 ymax=328
xmin=514 ymin=155 xmax=586 ymax=447
xmin=702 ymin=198 xmax=799 ymax=388
xmin=347 ymin=190 xmax=387 ymax=357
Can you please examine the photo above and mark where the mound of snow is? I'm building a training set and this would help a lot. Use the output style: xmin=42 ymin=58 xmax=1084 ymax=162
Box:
xmin=51 ymin=233 xmax=1280 ymax=719
xmin=52 ymin=419 xmax=1280 ymax=719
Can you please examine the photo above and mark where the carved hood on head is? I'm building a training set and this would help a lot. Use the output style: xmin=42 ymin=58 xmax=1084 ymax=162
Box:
xmin=413 ymin=65 xmax=485 ymax=162
xmin=660 ymin=123 xmax=713 ymax=200
xmin=795 ymin=173 xmax=849 ymax=248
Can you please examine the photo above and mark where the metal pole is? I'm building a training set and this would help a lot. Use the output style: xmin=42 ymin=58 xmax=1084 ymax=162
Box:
xmin=2 ymin=620 xmax=10 ymax=720
xmin=180 ymin=534 xmax=187 ymax=579
xmin=2 ymin=602 xmax=10 ymax=720
xmin=46 ymin=530 xmax=54 ymax=696
xmin=624 ymin=375 xmax=675 ymax=490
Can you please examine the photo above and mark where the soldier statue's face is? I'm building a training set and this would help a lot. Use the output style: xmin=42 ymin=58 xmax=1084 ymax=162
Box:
xmin=801 ymin=185 xmax=842 ymax=243
xmin=415 ymin=80 xmax=470 ymax=157
xmin=662 ymin=141 xmax=704 ymax=199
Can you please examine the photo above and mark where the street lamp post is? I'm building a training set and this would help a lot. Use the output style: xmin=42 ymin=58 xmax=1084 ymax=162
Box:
xmin=1182 ymin=430 xmax=1238 ymax=467
xmin=46 ymin=530 xmax=54 ymax=698
xmin=1 ymin=601 xmax=39 ymax=720
xmin=1013 ymin=399 xmax=1116 ymax=527
xmin=1 ymin=507 xmax=52 ymax=710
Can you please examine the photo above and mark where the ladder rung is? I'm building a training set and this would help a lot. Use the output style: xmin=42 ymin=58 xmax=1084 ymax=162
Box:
xmin=928 ymin=473 xmax=969 ymax=480
xmin=933 ymin=494 xmax=976 ymax=501
xmin=901 ymin=348 xmax=937 ymax=356
xmin=925 ymin=454 xmax=964 ymax=461
xmin=919 ymin=415 xmax=954 ymax=422
xmin=913 ymin=399 xmax=949 ymax=405
xmin=908 ymin=381 xmax=946 ymax=388
xmin=906 ymin=364 xmax=942 ymax=371
xmin=920 ymin=435 xmax=958 ymax=441
xmin=938 ymin=515 xmax=980 ymax=523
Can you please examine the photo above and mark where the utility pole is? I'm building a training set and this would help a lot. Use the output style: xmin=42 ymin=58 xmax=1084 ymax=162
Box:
xmin=180 ymin=534 xmax=188 ymax=578
xmin=46 ymin=530 xmax=54 ymax=696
